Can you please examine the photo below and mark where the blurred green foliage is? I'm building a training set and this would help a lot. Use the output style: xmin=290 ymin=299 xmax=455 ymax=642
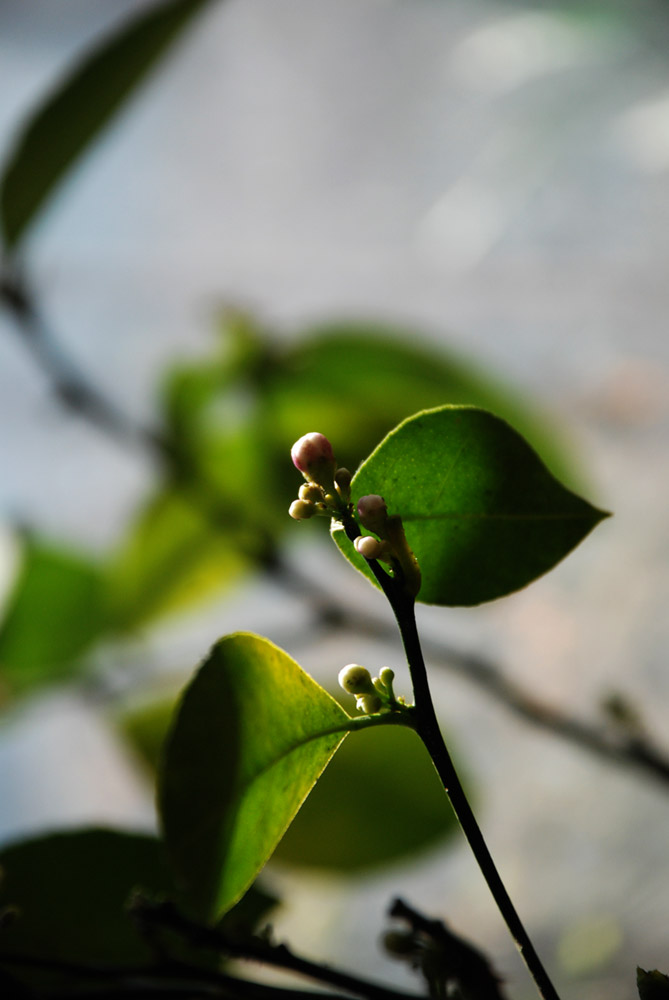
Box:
xmin=0 ymin=311 xmax=577 ymax=701
xmin=0 ymin=828 xmax=277 ymax=992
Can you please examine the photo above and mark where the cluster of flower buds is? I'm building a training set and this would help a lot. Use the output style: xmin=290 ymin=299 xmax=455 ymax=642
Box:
xmin=337 ymin=663 xmax=400 ymax=715
xmin=288 ymin=432 xmax=353 ymax=521
xmin=354 ymin=495 xmax=422 ymax=597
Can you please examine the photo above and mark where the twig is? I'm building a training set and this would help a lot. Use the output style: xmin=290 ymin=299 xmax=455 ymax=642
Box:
xmin=269 ymin=558 xmax=669 ymax=787
xmin=0 ymin=950 xmax=382 ymax=1000
xmin=387 ymin=898 xmax=507 ymax=1000
xmin=0 ymin=266 xmax=164 ymax=453
xmin=132 ymin=897 xmax=424 ymax=1000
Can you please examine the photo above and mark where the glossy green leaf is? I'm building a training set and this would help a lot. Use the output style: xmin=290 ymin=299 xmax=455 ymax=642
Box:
xmin=0 ymin=830 xmax=173 ymax=969
xmin=0 ymin=540 xmax=106 ymax=694
xmin=1 ymin=0 xmax=210 ymax=250
xmin=159 ymin=633 xmax=352 ymax=921
xmin=333 ymin=406 xmax=609 ymax=606
xmin=275 ymin=722 xmax=457 ymax=870
xmin=638 ymin=969 xmax=669 ymax=1000
xmin=122 ymin=691 xmax=457 ymax=873
xmin=106 ymin=489 xmax=248 ymax=632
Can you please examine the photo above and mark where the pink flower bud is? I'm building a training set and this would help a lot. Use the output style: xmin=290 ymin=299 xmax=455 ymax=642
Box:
xmin=291 ymin=432 xmax=336 ymax=485
xmin=357 ymin=494 xmax=388 ymax=534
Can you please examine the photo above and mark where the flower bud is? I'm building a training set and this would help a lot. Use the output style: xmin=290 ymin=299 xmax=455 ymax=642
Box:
xmin=354 ymin=535 xmax=387 ymax=560
xmin=334 ymin=467 xmax=352 ymax=500
xmin=355 ymin=693 xmax=383 ymax=714
xmin=357 ymin=494 xmax=388 ymax=534
xmin=288 ymin=499 xmax=316 ymax=520
xmin=291 ymin=433 xmax=336 ymax=486
xmin=338 ymin=664 xmax=375 ymax=695
xmin=379 ymin=667 xmax=395 ymax=688
xmin=299 ymin=482 xmax=323 ymax=503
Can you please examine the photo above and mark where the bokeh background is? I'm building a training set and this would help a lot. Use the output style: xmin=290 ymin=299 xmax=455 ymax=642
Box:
xmin=1 ymin=2 xmax=669 ymax=998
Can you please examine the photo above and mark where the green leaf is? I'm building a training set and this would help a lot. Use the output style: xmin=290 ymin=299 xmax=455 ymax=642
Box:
xmin=638 ymin=968 xmax=669 ymax=1000
xmin=0 ymin=829 xmax=173 ymax=969
xmin=106 ymin=489 xmax=249 ymax=632
xmin=0 ymin=539 xmax=106 ymax=695
xmin=333 ymin=406 xmax=609 ymax=606
xmin=159 ymin=633 xmax=352 ymax=921
xmin=1 ymin=0 xmax=210 ymax=250
xmin=274 ymin=722 xmax=458 ymax=870
xmin=122 ymin=691 xmax=458 ymax=872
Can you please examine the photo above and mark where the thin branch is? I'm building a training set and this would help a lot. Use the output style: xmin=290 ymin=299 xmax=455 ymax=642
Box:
xmin=270 ymin=558 xmax=669 ymax=787
xmin=132 ymin=897 xmax=424 ymax=1000
xmin=0 ymin=266 xmax=165 ymax=453
xmin=380 ymin=586 xmax=561 ymax=1000
xmin=0 ymin=950 xmax=378 ymax=1000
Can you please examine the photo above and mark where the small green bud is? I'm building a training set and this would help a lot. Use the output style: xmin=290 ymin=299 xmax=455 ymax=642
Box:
xmin=334 ymin=467 xmax=352 ymax=501
xmin=299 ymin=483 xmax=323 ymax=503
xmin=338 ymin=664 xmax=375 ymax=695
xmin=379 ymin=667 xmax=395 ymax=688
xmin=289 ymin=499 xmax=316 ymax=520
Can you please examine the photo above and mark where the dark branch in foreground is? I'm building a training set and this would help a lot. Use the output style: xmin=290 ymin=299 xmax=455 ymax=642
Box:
xmin=4 ymin=271 xmax=669 ymax=791
xmin=0 ymin=948 xmax=370 ymax=999
xmin=131 ymin=896 xmax=423 ymax=1000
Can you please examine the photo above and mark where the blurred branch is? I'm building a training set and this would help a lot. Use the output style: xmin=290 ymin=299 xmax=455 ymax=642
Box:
xmin=385 ymin=897 xmax=506 ymax=1000
xmin=0 ymin=948 xmax=375 ymax=999
xmin=131 ymin=896 xmax=423 ymax=1000
xmin=3 ymin=274 xmax=669 ymax=792
xmin=0 ymin=267 xmax=165 ymax=453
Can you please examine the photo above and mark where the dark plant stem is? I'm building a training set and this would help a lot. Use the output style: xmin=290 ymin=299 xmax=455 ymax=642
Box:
xmin=388 ymin=590 xmax=561 ymax=1000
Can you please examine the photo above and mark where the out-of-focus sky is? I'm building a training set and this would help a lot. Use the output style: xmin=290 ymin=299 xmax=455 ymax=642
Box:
xmin=1 ymin=3 xmax=669 ymax=998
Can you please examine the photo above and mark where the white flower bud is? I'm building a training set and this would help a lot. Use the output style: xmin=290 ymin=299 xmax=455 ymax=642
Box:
xmin=355 ymin=693 xmax=383 ymax=714
xmin=354 ymin=535 xmax=386 ymax=560
xmin=288 ymin=499 xmax=315 ymax=520
xmin=338 ymin=664 xmax=375 ymax=695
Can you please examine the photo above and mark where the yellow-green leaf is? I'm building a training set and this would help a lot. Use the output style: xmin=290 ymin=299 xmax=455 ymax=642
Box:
xmin=159 ymin=633 xmax=351 ymax=921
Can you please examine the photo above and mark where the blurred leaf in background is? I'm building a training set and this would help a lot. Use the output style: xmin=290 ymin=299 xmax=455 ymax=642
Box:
xmin=0 ymin=0 xmax=212 ymax=251
xmin=0 ymin=539 xmax=107 ymax=698
xmin=0 ymin=828 xmax=278 ymax=991
xmin=0 ymin=311 xmax=583 ymax=704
